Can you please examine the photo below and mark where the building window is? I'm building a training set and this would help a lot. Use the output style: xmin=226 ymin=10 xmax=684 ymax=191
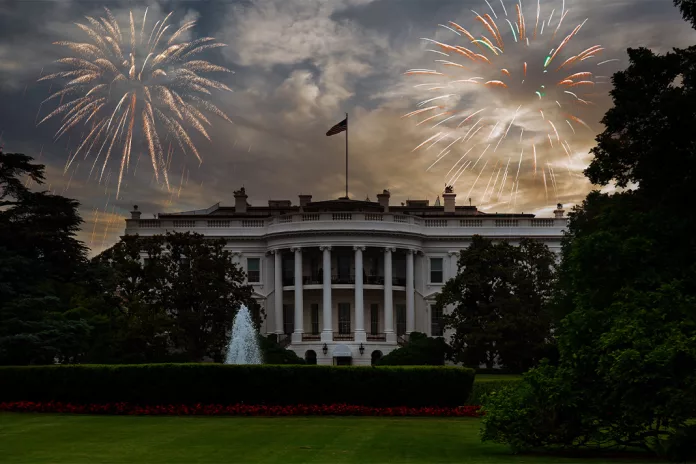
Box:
xmin=283 ymin=304 xmax=294 ymax=334
xmin=247 ymin=258 xmax=260 ymax=283
xmin=310 ymin=303 xmax=320 ymax=335
xmin=430 ymin=257 xmax=444 ymax=283
xmin=338 ymin=303 xmax=351 ymax=334
xmin=370 ymin=303 xmax=379 ymax=335
xmin=431 ymin=304 xmax=444 ymax=337
xmin=337 ymin=255 xmax=351 ymax=283
xmin=282 ymin=255 xmax=294 ymax=286
xmin=396 ymin=304 xmax=406 ymax=336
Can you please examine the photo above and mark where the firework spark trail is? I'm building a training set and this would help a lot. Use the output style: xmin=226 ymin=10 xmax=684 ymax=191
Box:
xmin=406 ymin=0 xmax=615 ymax=205
xmin=38 ymin=8 xmax=234 ymax=199
xmin=467 ymin=159 xmax=490 ymax=200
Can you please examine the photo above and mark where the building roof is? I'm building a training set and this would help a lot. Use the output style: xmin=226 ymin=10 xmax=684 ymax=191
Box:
xmin=155 ymin=192 xmax=536 ymax=219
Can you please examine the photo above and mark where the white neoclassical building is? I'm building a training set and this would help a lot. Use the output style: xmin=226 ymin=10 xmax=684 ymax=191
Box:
xmin=124 ymin=187 xmax=567 ymax=366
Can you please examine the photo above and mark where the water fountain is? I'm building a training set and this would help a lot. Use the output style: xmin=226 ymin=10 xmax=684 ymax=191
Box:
xmin=224 ymin=304 xmax=262 ymax=364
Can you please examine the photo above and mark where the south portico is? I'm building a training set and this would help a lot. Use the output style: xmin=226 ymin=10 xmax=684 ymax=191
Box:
xmin=266 ymin=241 xmax=421 ymax=355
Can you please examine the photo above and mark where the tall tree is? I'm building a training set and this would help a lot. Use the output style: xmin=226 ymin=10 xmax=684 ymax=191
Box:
xmin=481 ymin=4 xmax=696 ymax=458
xmin=95 ymin=232 xmax=259 ymax=362
xmin=0 ymin=150 xmax=91 ymax=364
xmin=434 ymin=235 xmax=556 ymax=371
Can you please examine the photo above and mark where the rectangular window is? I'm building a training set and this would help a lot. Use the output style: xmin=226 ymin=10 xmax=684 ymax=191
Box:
xmin=396 ymin=304 xmax=406 ymax=336
xmin=283 ymin=304 xmax=294 ymax=334
xmin=431 ymin=304 xmax=444 ymax=337
xmin=370 ymin=303 xmax=379 ymax=335
xmin=430 ymin=257 xmax=444 ymax=283
xmin=311 ymin=303 xmax=320 ymax=335
xmin=282 ymin=255 xmax=294 ymax=286
xmin=247 ymin=257 xmax=260 ymax=283
xmin=310 ymin=257 xmax=320 ymax=283
xmin=338 ymin=303 xmax=351 ymax=334
xmin=337 ymin=255 xmax=351 ymax=283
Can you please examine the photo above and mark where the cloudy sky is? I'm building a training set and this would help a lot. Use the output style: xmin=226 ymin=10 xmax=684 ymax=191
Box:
xmin=1 ymin=0 xmax=694 ymax=255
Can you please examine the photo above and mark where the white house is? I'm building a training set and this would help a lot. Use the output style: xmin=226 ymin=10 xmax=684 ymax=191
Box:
xmin=124 ymin=187 xmax=567 ymax=366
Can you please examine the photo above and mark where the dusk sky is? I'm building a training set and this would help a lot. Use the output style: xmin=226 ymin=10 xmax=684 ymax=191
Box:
xmin=1 ymin=0 xmax=694 ymax=255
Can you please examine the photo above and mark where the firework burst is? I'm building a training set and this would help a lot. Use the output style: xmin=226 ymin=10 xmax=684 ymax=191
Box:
xmin=404 ymin=0 xmax=617 ymax=207
xmin=38 ymin=7 xmax=234 ymax=198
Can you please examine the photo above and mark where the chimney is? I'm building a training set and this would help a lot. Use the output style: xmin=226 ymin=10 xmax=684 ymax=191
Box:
xmin=234 ymin=187 xmax=248 ymax=213
xmin=377 ymin=189 xmax=390 ymax=211
xmin=443 ymin=185 xmax=456 ymax=213
xmin=130 ymin=205 xmax=141 ymax=220
xmin=299 ymin=194 xmax=312 ymax=207
xmin=553 ymin=203 xmax=565 ymax=218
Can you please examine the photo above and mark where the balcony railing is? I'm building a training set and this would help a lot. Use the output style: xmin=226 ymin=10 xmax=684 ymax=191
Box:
xmin=302 ymin=334 xmax=321 ymax=341
xmin=129 ymin=213 xmax=567 ymax=232
xmin=333 ymin=333 xmax=354 ymax=341
xmin=283 ymin=275 xmax=407 ymax=287
xmin=367 ymin=333 xmax=386 ymax=342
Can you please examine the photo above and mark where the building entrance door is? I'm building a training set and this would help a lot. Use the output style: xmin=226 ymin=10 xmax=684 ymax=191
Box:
xmin=334 ymin=356 xmax=352 ymax=366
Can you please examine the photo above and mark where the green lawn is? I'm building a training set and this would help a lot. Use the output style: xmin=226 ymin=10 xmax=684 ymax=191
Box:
xmin=0 ymin=413 xmax=659 ymax=463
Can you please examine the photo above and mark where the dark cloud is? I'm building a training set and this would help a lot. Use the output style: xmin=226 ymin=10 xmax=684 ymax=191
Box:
xmin=0 ymin=0 xmax=694 ymax=255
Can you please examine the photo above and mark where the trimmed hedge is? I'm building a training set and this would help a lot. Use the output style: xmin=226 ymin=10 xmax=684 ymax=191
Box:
xmin=466 ymin=378 xmax=522 ymax=406
xmin=0 ymin=364 xmax=474 ymax=408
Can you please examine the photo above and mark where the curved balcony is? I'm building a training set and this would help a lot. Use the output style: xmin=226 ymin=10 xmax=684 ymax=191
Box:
xmin=125 ymin=212 xmax=568 ymax=239
xmin=282 ymin=275 xmax=407 ymax=291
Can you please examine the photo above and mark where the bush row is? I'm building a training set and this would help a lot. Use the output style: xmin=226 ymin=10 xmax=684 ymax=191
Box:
xmin=0 ymin=401 xmax=482 ymax=417
xmin=0 ymin=364 xmax=475 ymax=408
xmin=466 ymin=378 xmax=522 ymax=406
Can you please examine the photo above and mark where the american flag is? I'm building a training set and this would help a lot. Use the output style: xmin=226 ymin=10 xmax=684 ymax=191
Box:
xmin=325 ymin=118 xmax=347 ymax=136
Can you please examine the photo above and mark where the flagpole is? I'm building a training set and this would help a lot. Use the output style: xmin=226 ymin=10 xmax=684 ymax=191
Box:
xmin=345 ymin=112 xmax=348 ymax=198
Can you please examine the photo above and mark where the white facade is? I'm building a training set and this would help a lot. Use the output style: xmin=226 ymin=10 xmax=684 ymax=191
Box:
xmin=124 ymin=188 xmax=567 ymax=366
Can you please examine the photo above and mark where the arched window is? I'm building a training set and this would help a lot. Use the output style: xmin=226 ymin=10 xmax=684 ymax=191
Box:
xmin=371 ymin=350 xmax=383 ymax=366
xmin=305 ymin=350 xmax=317 ymax=365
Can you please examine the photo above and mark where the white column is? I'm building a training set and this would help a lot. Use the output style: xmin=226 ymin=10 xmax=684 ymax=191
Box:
xmin=384 ymin=247 xmax=395 ymax=343
xmin=354 ymin=245 xmax=366 ymax=343
xmin=406 ymin=249 xmax=415 ymax=334
xmin=273 ymin=250 xmax=283 ymax=334
xmin=320 ymin=245 xmax=333 ymax=342
xmin=292 ymin=247 xmax=303 ymax=342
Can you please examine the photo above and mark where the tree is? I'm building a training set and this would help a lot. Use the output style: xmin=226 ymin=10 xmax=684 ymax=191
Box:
xmin=260 ymin=335 xmax=305 ymax=364
xmin=481 ymin=3 xmax=696 ymax=458
xmin=434 ymin=235 xmax=556 ymax=371
xmin=0 ymin=150 xmax=94 ymax=365
xmin=376 ymin=332 xmax=451 ymax=365
xmin=95 ymin=232 xmax=259 ymax=362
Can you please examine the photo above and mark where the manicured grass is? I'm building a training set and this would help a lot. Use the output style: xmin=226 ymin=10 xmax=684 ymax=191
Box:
xmin=0 ymin=413 xmax=658 ymax=463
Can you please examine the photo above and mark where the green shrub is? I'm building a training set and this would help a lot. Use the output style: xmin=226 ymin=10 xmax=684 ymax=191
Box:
xmin=0 ymin=364 xmax=474 ymax=408
xmin=377 ymin=332 xmax=452 ymax=365
xmin=259 ymin=335 xmax=305 ymax=364
xmin=467 ymin=378 xmax=522 ymax=405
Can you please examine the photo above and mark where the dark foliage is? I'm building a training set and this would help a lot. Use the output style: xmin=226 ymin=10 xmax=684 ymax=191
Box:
xmin=260 ymin=335 xmax=305 ymax=364
xmin=93 ymin=232 xmax=260 ymax=363
xmin=376 ymin=332 xmax=451 ymax=365
xmin=434 ymin=236 xmax=556 ymax=371
xmin=0 ymin=364 xmax=475 ymax=408
xmin=0 ymin=151 xmax=94 ymax=365
xmin=481 ymin=8 xmax=696 ymax=460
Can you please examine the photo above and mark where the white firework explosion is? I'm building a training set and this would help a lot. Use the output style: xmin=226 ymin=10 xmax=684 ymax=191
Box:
xmin=38 ymin=7 xmax=234 ymax=198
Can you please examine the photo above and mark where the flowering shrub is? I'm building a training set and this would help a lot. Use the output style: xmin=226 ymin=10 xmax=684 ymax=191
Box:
xmin=0 ymin=401 xmax=481 ymax=417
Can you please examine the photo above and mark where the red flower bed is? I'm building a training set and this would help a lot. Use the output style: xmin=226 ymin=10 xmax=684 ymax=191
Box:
xmin=0 ymin=401 xmax=481 ymax=417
